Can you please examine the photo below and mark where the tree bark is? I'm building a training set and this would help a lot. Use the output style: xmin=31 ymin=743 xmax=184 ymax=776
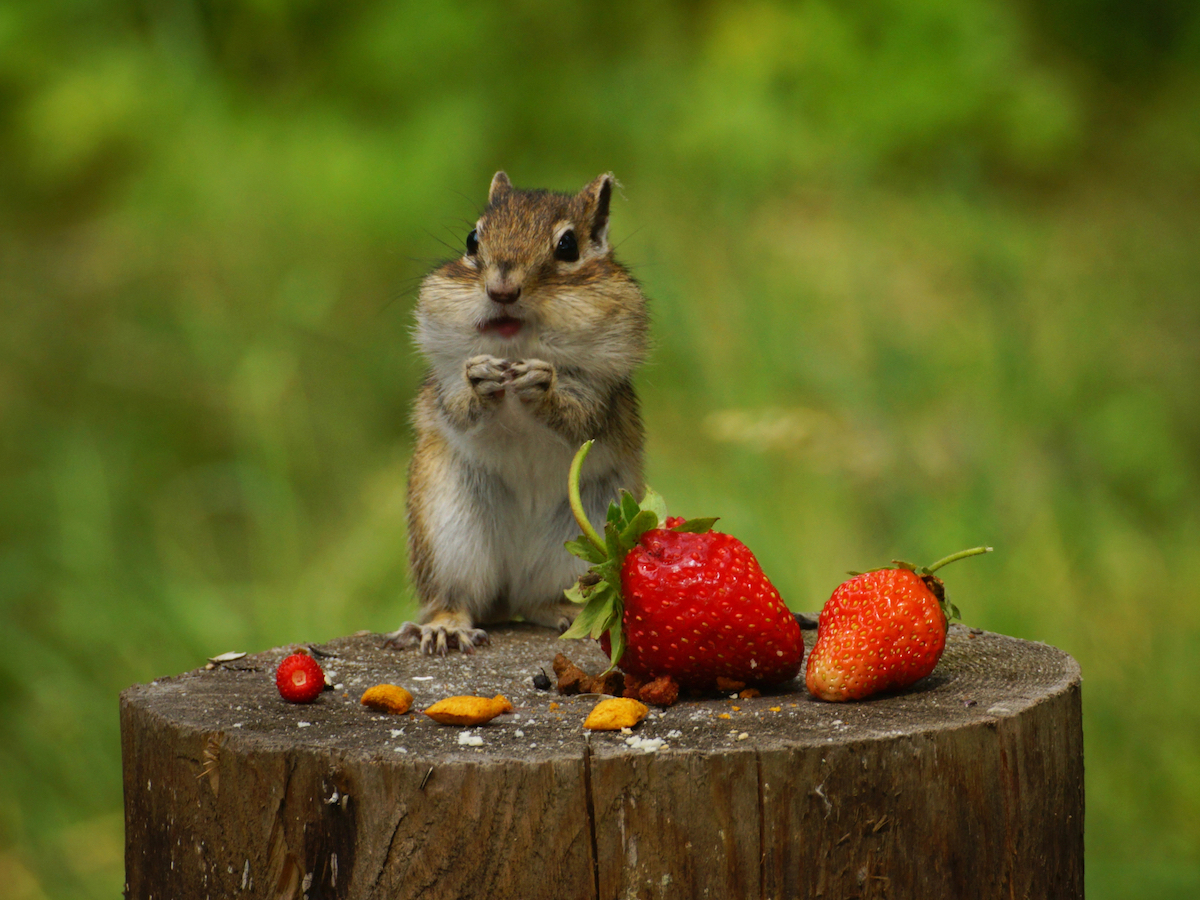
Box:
xmin=121 ymin=624 xmax=1083 ymax=899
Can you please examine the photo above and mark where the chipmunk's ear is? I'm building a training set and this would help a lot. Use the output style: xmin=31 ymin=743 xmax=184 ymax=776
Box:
xmin=488 ymin=171 xmax=512 ymax=205
xmin=583 ymin=173 xmax=614 ymax=250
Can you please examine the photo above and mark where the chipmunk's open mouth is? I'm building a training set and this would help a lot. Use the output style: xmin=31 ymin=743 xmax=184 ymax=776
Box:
xmin=479 ymin=316 xmax=523 ymax=338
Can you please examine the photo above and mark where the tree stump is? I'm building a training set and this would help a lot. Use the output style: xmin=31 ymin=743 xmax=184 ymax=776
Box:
xmin=120 ymin=624 xmax=1083 ymax=899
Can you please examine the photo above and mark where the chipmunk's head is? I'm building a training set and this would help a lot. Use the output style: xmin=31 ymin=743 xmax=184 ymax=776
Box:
xmin=469 ymin=171 xmax=614 ymax=315
xmin=418 ymin=172 xmax=644 ymax=360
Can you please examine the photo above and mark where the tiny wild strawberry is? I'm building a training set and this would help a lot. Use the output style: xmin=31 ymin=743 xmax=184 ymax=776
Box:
xmin=275 ymin=653 xmax=325 ymax=704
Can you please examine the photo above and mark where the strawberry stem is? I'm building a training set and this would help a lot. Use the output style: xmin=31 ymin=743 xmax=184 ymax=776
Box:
xmin=568 ymin=441 xmax=606 ymax=554
xmin=925 ymin=546 xmax=992 ymax=574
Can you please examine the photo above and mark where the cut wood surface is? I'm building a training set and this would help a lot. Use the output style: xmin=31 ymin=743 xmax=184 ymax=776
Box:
xmin=121 ymin=624 xmax=1083 ymax=899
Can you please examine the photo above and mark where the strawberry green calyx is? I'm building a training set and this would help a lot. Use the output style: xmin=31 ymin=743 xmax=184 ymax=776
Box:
xmin=888 ymin=546 xmax=992 ymax=623
xmin=560 ymin=441 xmax=715 ymax=669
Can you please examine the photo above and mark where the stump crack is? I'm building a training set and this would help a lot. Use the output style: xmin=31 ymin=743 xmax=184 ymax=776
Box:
xmin=373 ymin=807 xmax=408 ymax=895
xmin=756 ymin=750 xmax=766 ymax=900
xmin=583 ymin=742 xmax=600 ymax=900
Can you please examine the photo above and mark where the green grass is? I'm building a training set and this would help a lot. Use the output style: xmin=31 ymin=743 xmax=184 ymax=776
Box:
xmin=1 ymin=2 xmax=1199 ymax=896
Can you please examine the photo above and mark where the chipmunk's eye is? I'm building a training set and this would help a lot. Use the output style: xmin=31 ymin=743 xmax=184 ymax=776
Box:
xmin=466 ymin=229 xmax=479 ymax=256
xmin=554 ymin=229 xmax=579 ymax=262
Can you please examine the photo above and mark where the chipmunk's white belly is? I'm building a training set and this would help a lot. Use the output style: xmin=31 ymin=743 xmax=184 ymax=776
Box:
xmin=431 ymin=396 xmax=594 ymax=615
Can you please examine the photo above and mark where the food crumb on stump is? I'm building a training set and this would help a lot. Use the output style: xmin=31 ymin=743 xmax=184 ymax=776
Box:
xmin=552 ymin=653 xmax=628 ymax=696
xmin=638 ymin=675 xmax=680 ymax=707
xmin=622 ymin=672 xmax=646 ymax=699
xmin=584 ymin=698 xmax=650 ymax=731
xmin=590 ymin=669 xmax=626 ymax=697
xmin=360 ymin=684 xmax=414 ymax=715
xmin=424 ymin=694 xmax=513 ymax=726
xmin=552 ymin=653 xmax=591 ymax=695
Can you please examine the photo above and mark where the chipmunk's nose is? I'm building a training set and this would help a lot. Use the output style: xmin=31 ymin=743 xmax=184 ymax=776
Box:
xmin=486 ymin=266 xmax=523 ymax=305
xmin=487 ymin=284 xmax=521 ymax=305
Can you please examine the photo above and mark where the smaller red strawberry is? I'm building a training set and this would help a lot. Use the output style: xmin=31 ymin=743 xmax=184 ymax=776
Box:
xmin=806 ymin=548 xmax=991 ymax=702
xmin=275 ymin=653 xmax=325 ymax=704
xmin=561 ymin=441 xmax=803 ymax=690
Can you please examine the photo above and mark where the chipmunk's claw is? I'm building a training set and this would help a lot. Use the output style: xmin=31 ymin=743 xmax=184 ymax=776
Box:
xmin=382 ymin=622 xmax=489 ymax=655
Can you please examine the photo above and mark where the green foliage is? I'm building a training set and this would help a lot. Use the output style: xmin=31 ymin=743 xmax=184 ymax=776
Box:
xmin=0 ymin=2 xmax=1198 ymax=897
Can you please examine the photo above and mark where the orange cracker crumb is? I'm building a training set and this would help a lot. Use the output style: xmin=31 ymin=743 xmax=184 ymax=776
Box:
xmin=360 ymin=684 xmax=414 ymax=715
xmin=584 ymin=698 xmax=649 ymax=731
xmin=424 ymin=694 xmax=512 ymax=726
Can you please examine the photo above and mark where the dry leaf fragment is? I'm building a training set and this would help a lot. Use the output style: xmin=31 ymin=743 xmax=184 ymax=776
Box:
xmin=424 ymin=694 xmax=513 ymax=726
xmin=552 ymin=653 xmax=590 ymax=695
xmin=584 ymin=698 xmax=649 ymax=731
xmin=360 ymin=684 xmax=414 ymax=715
xmin=637 ymin=675 xmax=680 ymax=707
xmin=208 ymin=651 xmax=247 ymax=664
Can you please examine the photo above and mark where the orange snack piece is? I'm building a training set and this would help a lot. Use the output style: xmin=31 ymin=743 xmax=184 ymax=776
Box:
xmin=360 ymin=684 xmax=414 ymax=715
xmin=424 ymin=694 xmax=513 ymax=726
xmin=583 ymin=697 xmax=649 ymax=731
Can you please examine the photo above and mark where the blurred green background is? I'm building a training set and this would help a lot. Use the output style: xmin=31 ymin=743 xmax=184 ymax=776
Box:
xmin=1 ymin=0 xmax=1198 ymax=896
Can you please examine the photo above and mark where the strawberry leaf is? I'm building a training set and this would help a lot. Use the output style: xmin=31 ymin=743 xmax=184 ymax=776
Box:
xmin=620 ymin=509 xmax=659 ymax=548
xmin=565 ymin=538 xmax=607 ymax=565
xmin=561 ymin=592 xmax=613 ymax=640
xmin=619 ymin=490 xmax=641 ymax=527
xmin=604 ymin=624 xmax=627 ymax=672
xmin=564 ymin=580 xmax=589 ymax=605
xmin=639 ymin=487 xmax=668 ymax=522
xmin=606 ymin=501 xmax=623 ymax=527
xmin=671 ymin=517 xmax=719 ymax=534
xmin=604 ymin=521 xmax=623 ymax=562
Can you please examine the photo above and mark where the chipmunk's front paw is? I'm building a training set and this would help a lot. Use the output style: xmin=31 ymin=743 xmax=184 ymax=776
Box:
xmin=465 ymin=355 xmax=512 ymax=400
xmin=382 ymin=621 xmax=490 ymax=656
xmin=508 ymin=358 xmax=555 ymax=402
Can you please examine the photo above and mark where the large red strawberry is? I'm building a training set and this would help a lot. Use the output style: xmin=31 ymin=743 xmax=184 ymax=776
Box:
xmin=805 ymin=548 xmax=991 ymax=702
xmin=561 ymin=441 xmax=803 ymax=690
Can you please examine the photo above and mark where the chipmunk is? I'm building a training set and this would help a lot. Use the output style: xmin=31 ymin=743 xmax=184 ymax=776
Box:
xmin=383 ymin=171 xmax=648 ymax=655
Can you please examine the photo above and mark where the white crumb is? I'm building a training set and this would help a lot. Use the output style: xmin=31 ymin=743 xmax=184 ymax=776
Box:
xmin=625 ymin=736 xmax=667 ymax=754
